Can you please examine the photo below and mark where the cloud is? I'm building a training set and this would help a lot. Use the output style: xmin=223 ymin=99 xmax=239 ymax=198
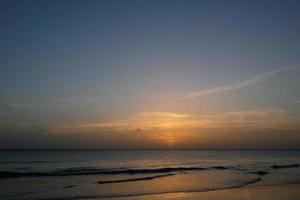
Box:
xmin=59 ymin=99 xmax=98 ymax=104
xmin=136 ymin=112 xmax=190 ymax=118
xmin=48 ymin=112 xmax=196 ymax=134
xmin=291 ymin=100 xmax=300 ymax=104
xmin=6 ymin=103 xmax=33 ymax=107
xmin=186 ymin=66 xmax=295 ymax=98
xmin=201 ymin=109 xmax=296 ymax=129
xmin=48 ymin=109 xmax=300 ymax=134
xmin=49 ymin=121 xmax=129 ymax=133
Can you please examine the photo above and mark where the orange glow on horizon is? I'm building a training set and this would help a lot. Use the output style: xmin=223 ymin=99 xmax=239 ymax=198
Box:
xmin=158 ymin=132 xmax=177 ymax=147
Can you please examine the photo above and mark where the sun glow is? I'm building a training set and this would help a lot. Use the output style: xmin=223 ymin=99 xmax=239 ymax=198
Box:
xmin=48 ymin=109 xmax=300 ymax=148
xmin=49 ymin=109 xmax=299 ymax=134
xmin=157 ymin=132 xmax=177 ymax=147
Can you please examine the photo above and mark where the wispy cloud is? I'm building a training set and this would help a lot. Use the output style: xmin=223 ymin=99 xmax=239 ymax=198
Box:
xmin=136 ymin=112 xmax=190 ymax=118
xmin=186 ymin=66 xmax=295 ymax=99
xmin=201 ymin=109 xmax=295 ymax=129
xmin=59 ymin=99 xmax=98 ymax=104
xmin=291 ymin=100 xmax=300 ymax=104
xmin=6 ymin=103 xmax=33 ymax=107
xmin=48 ymin=109 xmax=300 ymax=134
xmin=48 ymin=112 xmax=196 ymax=134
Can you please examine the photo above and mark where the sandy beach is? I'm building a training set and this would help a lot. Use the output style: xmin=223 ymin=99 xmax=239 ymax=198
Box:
xmin=102 ymin=184 xmax=300 ymax=200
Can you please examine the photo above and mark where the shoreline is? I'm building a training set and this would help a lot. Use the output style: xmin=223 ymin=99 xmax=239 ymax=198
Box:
xmin=98 ymin=183 xmax=300 ymax=200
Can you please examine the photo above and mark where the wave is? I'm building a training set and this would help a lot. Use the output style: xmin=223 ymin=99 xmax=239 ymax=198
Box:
xmin=30 ymin=177 xmax=263 ymax=200
xmin=0 ymin=161 xmax=50 ymax=164
xmin=14 ymin=167 xmax=32 ymax=170
xmin=0 ymin=171 xmax=45 ymax=179
xmin=243 ymin=177 xmax=261 ymax=185
xmin=0 ymin=163 xmax=298 ymax=179
xmin=0 ymin=166 xmax=207 ymax=179
xmin=249 ymin=171 xmax=270 ymax=176
xmin=271 ymin=164 xmax=300 ymax=169
xmin=96 ymin=173 xmax=175 ymax=184
xmin=210 ymin=166 xmax=229 ymax=170
xmin=55 ymin=166 xmax=208 ymax=176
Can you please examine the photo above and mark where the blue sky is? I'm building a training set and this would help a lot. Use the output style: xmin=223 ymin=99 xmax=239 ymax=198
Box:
xmin=0 ymin=0 xmax=300 ymax=149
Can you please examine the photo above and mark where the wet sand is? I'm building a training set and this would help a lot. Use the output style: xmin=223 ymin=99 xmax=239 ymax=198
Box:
xmin=101 ymin=184 xmax=300 ymax=200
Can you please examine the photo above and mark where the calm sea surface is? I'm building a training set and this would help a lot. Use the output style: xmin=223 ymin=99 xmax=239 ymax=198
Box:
xmin=0 ymin=150 xmax=300 ymax=199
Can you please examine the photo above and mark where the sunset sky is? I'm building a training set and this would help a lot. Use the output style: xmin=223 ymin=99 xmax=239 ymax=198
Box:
xmin=0 ymin=0 xmax=300 ymax=149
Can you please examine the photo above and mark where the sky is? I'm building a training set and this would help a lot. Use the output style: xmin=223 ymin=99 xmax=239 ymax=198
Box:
xmin=0 ymin=0 xmax=300 ymax=149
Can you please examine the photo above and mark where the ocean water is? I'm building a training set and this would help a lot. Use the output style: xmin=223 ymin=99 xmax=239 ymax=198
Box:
xmin=0 ymin=150 xmax=300 ymax=200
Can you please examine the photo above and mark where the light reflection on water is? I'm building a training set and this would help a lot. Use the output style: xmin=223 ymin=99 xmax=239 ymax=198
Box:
xmin=0 ymin=150 xmax=300 ymax=200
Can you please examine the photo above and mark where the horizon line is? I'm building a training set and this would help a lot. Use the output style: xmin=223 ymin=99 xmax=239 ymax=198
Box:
xmin=1 ymin=148 xmax=300 ymax=151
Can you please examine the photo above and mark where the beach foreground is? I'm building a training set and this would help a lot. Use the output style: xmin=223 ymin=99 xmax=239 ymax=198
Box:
xmin=101 ymin=184 xmax=300 ymax=200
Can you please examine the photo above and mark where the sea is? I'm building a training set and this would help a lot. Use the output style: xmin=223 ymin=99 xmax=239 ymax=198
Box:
xmin=0 ymin=150 xmax=300 ymax=200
